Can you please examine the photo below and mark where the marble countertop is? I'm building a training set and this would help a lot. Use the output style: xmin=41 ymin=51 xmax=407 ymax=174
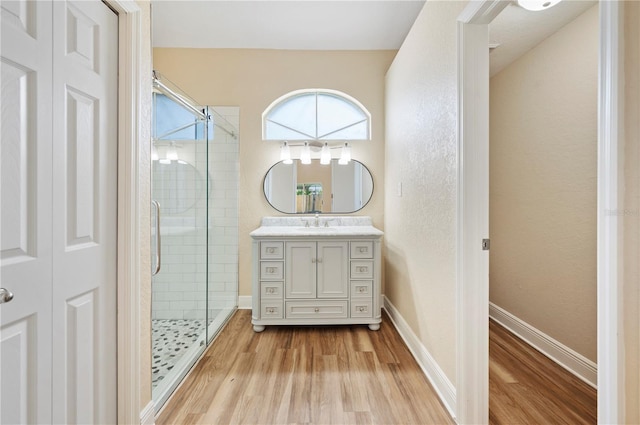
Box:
xmin=250 ymin=216 xmax=384 ymax=238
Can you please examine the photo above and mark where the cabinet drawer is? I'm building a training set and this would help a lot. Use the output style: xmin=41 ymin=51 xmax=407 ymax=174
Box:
xmin=261 ymin=282 xmax=283 ymax=299
xmin=351 ymin=300 xmax=373 ymax=318
xmin=285 ymin=300 xmax=349 ymax=319
xmin=261 ymin=242 xmax=284 ymax=260
xmin=260 ymin=261 xmax=284 ymax=280
xmin=351 ymin=261 xmax=374 ymax=279
xmin=350 ymin=241 xmax=373 ymax=259
xmin=261 ymin=302 xmax=283 ymax=319
xmin=351 ymin=281 xmax=373 ymax=298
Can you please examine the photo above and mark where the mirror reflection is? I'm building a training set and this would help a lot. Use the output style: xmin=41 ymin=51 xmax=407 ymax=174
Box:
xmin=263 ymin=159 xmax=373 ymax=214
xmin=152 ymin=160 xmax=205 ymax=214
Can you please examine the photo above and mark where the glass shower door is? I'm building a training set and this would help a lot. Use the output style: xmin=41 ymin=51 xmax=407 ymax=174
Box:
xmin=205 ymin=107 xmax=240 ymax=344
xmin=151 ymin=73 xmax=209 ymax=408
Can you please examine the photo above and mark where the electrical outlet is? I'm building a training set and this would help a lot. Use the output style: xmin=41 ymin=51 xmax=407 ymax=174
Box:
xmin=397 ymin=182 xmax=402 ymax=197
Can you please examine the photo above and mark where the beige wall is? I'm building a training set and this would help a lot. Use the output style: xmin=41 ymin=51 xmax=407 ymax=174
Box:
xmin=489 ymin=6 xmax=598 ymax=361
xmin=152 ymin=49 xmax=394 ymax=297
xmin=624 ymin=1 xmax=640 ymax=422
xmin=384 ymin=1 xmax=466 ymax=383
xmin=137 ymin=0 xmax=153 ymax=409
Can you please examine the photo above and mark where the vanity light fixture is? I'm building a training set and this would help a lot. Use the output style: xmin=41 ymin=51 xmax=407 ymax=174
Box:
xmin=166 ymin=141 xmax=179 ymax=161
xmin=300 ymin=141 xmax=312 ymax=165
xmin=339 ymin=142 xmax=351 ymax=165
xmin=517 ymin=0 xmax=562 ymax=11
xmin=320 ymin=142 xmax=331 ymax=165
xmin=151 ymin=144 xmax=159 ymax=161
xmin=159 ymin=142 xmax=171 ymax=164
xmin=280 ymin=141 xmax=293 ymax=164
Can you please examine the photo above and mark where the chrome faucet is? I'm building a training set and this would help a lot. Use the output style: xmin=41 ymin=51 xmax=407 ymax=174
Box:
xmin=314 ymin=213 xmax=320 ymax=227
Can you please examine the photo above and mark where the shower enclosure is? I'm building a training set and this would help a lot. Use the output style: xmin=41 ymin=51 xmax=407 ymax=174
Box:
xmin=151 ymin=71 xmax=239 ymax=410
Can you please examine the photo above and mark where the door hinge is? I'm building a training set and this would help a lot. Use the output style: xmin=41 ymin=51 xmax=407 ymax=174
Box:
xmin=482 ymin=239 xmax=490 ymax=251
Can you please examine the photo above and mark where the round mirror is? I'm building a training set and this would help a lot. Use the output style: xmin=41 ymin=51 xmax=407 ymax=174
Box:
xmin=263 ymin=159 xmax=374 ymax=214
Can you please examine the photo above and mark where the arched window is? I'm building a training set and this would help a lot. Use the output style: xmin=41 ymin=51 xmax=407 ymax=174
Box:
xmin=263 ymin=89 xmax=371 ymax=141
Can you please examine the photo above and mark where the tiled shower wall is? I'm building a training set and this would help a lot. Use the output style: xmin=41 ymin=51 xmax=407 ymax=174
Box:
xmin=208 ymin=107 xmax=239 ymax=318
xmin=152 ymin=107 xmax=239 ymax=320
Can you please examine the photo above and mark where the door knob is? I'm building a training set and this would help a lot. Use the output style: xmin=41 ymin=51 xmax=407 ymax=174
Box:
xmin=0 ymin=288 xmax=14 ymax=304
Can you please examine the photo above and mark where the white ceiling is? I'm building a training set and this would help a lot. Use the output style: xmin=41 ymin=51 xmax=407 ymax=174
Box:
xmin=152 ymin=0 xmax=597 ymax=72
xmin=152 ymin=1 xmax=426 ymax=50
xmin=489 ymin=0 xmax=597 ymax=76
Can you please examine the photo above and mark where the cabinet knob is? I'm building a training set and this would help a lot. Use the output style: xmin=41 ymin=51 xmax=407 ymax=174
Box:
xmin=314 ymin=308 xmax=320 ymax=312
xmin=359 ymin=247 xmax=368 ymax=253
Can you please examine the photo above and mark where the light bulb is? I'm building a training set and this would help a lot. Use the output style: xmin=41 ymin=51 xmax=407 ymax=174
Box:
xmin=280 ymin=141 xmax=292 ymax=164
xmin=320 ymin=142 xmax=331 ymax=165
xmin=517 ymin=0 xmax=562 ymax=11
xmin=166 ymin=142 xmax=179 ymax=161
xmin=339 ymin=142 xmax=351 ymax=165
xmin=300 ymin=142 xmax=311 ymax=165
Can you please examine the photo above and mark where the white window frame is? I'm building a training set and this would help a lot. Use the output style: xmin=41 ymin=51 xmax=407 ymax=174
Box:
xmin=262 ymin=88 xmax=371 ymax=141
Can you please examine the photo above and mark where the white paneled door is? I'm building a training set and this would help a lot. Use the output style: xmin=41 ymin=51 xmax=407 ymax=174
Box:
xmin=0 ymin=1 xmax=118 ymax=424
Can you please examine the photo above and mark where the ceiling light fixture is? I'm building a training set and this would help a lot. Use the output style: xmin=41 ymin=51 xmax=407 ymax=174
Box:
xmin=517 ymin=0 xmax=562 ymax=12
xmin=320 ymin=142 xmax=331 ymax=165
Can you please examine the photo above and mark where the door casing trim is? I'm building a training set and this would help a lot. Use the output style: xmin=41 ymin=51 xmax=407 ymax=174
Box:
xmin=456 ymin=1 xmax=623 ymax=423
xmin=104 ymin=1 xmax=145 ymax=423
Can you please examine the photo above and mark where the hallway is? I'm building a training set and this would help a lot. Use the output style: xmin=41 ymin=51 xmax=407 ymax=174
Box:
xmin=489 ymin=320 xmax=597 ymax=424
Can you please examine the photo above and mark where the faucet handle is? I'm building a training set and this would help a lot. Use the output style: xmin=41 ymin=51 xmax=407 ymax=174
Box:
xmin=305 ymin=220 xmax=310 ymax=228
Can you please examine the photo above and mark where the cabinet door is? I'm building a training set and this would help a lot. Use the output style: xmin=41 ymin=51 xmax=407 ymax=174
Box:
xmin=285 ymin=241 xmax=317 ymax=298
xmin=317 ymin=241 xmax=349 ymax=298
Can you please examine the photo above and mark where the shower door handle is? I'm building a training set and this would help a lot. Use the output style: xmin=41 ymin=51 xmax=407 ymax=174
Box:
xmin=152 ymin=200 xmax=161 ymax=276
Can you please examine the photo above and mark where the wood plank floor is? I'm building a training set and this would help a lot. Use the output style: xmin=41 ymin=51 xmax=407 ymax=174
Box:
xmin=156 ymin=310 xmax=454 ymax=425
xmin=156 ymin=311 xmax=597 ymax=425
xmin=489 ymin=319 xmax=597 ymax=425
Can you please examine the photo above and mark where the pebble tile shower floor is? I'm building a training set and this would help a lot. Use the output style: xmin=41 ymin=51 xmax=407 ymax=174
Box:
xmin=152 ymin=319 xmax=204 ymax=387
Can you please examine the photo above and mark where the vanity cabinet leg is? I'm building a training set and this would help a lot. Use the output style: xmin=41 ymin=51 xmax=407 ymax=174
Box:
xmin=253 ymin=325 xmax=266 ymax=333
xmin=368 ymin=323 xmax=380 ymax=331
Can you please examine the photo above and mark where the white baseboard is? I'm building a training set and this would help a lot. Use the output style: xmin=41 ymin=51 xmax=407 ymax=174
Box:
xmin=383 ymin=296 xmax=456 ymax=418
xmin=238 ymin=295 xmax=252 ymax=309
xmin=489 ymin=302 xmax=597 ymax=388
xmin=140 ymin=400 xmax=155 ymax=425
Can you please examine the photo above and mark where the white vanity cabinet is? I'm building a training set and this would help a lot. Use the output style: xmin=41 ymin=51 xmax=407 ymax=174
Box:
xmin=285 ymin=241 xmax=349 ymax=299
xmin=250 ymin=217 xmax=383 ymax=332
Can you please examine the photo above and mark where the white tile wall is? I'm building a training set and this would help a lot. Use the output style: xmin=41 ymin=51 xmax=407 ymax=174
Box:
xmin=152 ymin=107 xmax=239 ymax=320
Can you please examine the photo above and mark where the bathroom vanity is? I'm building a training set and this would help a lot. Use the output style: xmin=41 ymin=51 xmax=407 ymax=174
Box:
xmin=250 ymin=216 xmax=383 ymax=332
